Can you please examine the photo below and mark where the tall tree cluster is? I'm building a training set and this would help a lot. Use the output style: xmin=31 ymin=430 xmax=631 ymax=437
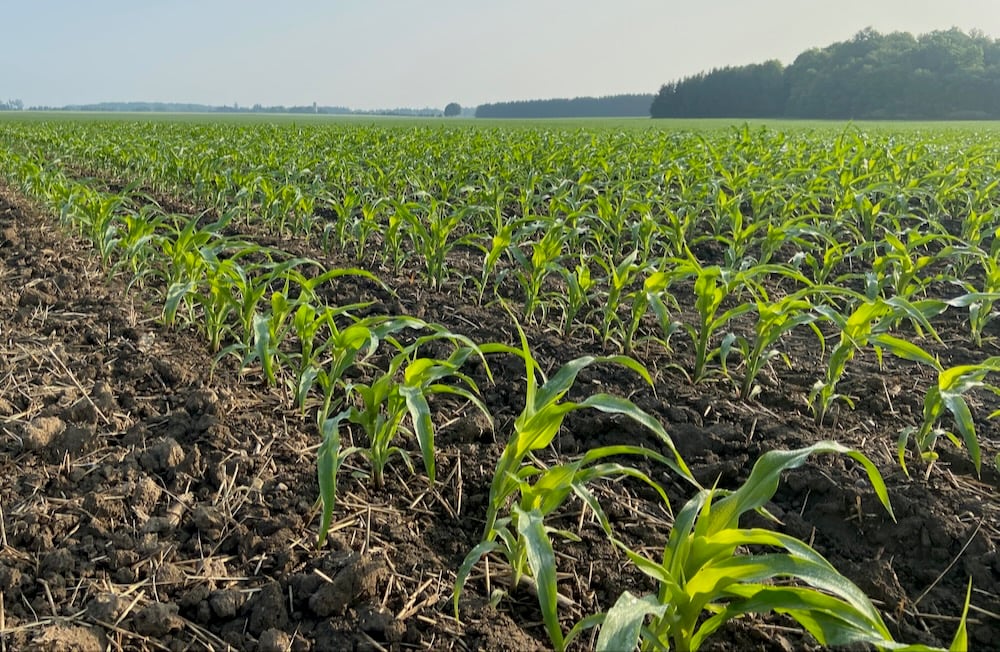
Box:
xmin=652 ymin=28 xmax=1000 ymax=119
xmin=476 ymin=94 xmax=654 ymax=118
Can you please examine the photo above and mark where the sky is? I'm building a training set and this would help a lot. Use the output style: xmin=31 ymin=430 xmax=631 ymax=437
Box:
xmin=6 ymin=0 xmax=1000 ymax=110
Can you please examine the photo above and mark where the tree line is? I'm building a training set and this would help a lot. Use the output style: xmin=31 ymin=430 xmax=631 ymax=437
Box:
xmin=652 ymin=28 xmax=1000 ymax=120
xmin=476 ymin=94 xmax=654 ymax=119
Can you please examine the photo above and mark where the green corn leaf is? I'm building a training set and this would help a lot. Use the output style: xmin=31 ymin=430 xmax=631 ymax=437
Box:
xmin=563 ymin=612 xmax=607 ymax=650
xmin=706 ymin=442 xmax=893 ymax=536
xmin=898 ymin=426 xmax=917 ymax=476
xmin=871 ymin=333 xmax=940 ymax=370
xmin=252 ymin=312 xmax=276 ymax=385
xmin=522 ymin=464 xmax=578 ymax=515
xmin=567 ymin=481 xmax=613 ymax=536
xmin=512 ymin=401 xmax=577 ymax=458
xmin=940 ymin=392 xmax=981 ymax=475
xmin=687 ymin=548 xmax=888 ymax=634
xmin=949 ymin=578 xmax=972 ymax=652
xmin=596 ymin=591 xmax=665 ymax=652
xmin=573 ymin=461 xmax=672 ymax=513
xmin=316 ymin=412 xmax=349 ymax=548
xmin=295 ymin=366 xmax=320 ymax=409
xmin=399 ymin=383 xmax=436 ymax=484
xmin=163 ymin=280 xmax=196 ymax=325
xmin=576 ymin=393 xmax=695 ymax=485
xmin=516 ymin=507 xmax=564 ymax=651
xmin=698 ymin=586 xmax=898 ymax=649
xmin=531 ymin=355 xmax=601 ymax=412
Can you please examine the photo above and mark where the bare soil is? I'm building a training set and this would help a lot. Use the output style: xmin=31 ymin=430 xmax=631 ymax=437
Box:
xmin=1 ymin=185 xmax=999 ymax=651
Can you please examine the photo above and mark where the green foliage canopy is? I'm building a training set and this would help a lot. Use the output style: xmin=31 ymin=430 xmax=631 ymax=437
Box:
xmin=652 ymin=27 xmax=1000 ymax=119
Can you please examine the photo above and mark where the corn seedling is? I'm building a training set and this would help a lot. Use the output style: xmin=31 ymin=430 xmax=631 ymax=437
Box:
xmin=557 ymin=258 xmax=595 ymax=337
xmin=113 ymin=205 xmax=168 ymax=286
xmin=871 ymin=230 xmax=945 ymax=300
xmin=328 ymin=330 xmax=491 ymax=489
xmin=623 ymin=269 xmax=681 ymax=356
xmin=899 ymin=356 xmax=1000 ymax=477
xmin=568 ymin=442 xmax=969 ymax=652
xmin=454 ymin=317 xmax=696 ymax=651
xmin=735 ymin=290 xmax=825 ymax=400
xmin=593 ymin=250 xmax=646 ymax=348
xmin=669 ymin=259 xmax=756 ymax=383
xmin=512 ymin=220 xmax=571 ymax=321
xmin=474 ymin=217 xmax=519 ymax=305
xmin=810 ymin=296 xmax=942 ymax=425
xmin=395 ymin=198 xmax=479 ymax=290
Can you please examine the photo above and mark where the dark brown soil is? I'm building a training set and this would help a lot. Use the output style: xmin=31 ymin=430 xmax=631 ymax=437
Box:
xmin=1 ymin=184 xmax=998 ymax=652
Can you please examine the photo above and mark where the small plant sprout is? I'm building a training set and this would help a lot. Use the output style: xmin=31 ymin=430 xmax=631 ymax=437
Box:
xmin=567 ymin=443 xmax=970 ymax=652
xmin=454 ymin=316 xmax=695 ymax=651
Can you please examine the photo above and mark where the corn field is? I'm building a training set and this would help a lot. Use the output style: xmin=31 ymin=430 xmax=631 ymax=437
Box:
xmin=0 ymin=117 xmax=997 ymax=651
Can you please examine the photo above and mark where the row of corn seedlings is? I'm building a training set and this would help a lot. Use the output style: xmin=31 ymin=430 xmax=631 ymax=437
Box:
xmin=0 ymin=143 xmax=496 ymax=552
xmin=7 ymin=121 xmax=1000 ymax=473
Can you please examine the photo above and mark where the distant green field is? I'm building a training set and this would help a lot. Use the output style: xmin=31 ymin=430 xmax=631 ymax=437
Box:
xmin=5 ymin=110 xmax=1000 ymax=134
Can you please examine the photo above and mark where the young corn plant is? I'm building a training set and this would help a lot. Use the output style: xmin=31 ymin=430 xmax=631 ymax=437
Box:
xmin=322 ymin=188 xmax=362 ymax=254
xmin=159 ymin=211 xmax=237 ymax=291
xmin=557 ymin=258 xmax=595 ymax=337
xmin=454 ymin=319 xmax=696 ymax=651
xmin=395 ymin=198 xmax=479 ymax=290
xmin=735 ymin=290 xmax=826 ymax=400
xmin=623 ymin=269 xmax=680 ymax=357
xmin=871 ymin=230 xmax=944 ymax=300
xmin=287 ymin=302 xmax=377 ymax=412
xmin=473 ymin=218 xmax=519 ymax=305
xmin=593 ymin=250 xmax=646 ymax=349
xmin=512 ymin=220 xmax=571 ymax=322
xmin=161 ymin=239 xmax=236 ymax=328
xmin=809 ymin=296 xmax=942 ymax=425
xmin=569 ymin=442 xmax=969 ymax=652
xmin=786 ymin=227 xmax=861 ymax=286
xmin=948 ymin=249 xmax=1000 ymax=346
xmin=899 ymin=356 xmax=1000 ymax=478
xmin=69 ymin=185 xmax=135 ymax=269
xmin=325 ymin=331 xmax=491 ymax=490
xmin=223 ymin=290 xmax=299 ymax=387
xmin=113 ymin=205 xmax=168 ymax=286
xmin=309 ymin=316 xmax=427 ymax=424
xmin=220 ymin=260 xmax=386 ymax=387
xmin=670 ymin=259 xmax=756 ymax=384
xmin=316 ymin=412 xmax=362 ymax=547
xmin=315 ymin=325 xmax=492 ymax=546
xmin=383 ymin=207 xmax=407 ymax=275
xmin=192 ymin=255 xmax=249 ymax=353
xmin=351 ymin=199 xmax=387 ymax=262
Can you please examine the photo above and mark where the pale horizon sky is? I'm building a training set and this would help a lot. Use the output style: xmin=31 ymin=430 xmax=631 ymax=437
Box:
xmin=6 ymin=1 xmax=1000 ymax=110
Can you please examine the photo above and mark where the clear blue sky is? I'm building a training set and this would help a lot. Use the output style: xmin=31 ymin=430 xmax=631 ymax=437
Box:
xmin=6 ymin=0 xmax=1000 ymax=109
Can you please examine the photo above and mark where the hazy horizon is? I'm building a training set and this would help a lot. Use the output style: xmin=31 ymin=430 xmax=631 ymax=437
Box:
xmin=7 ymin=1 xmax=1000 ymax=110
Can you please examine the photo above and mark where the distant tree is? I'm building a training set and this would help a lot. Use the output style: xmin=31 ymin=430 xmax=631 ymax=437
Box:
xmin=475 ymin=94 xmax=654 ymax=118
xmin=651 ymin=61 xmax=785 ymax=118
xmin=444 ymin=102 xmax=462 ymax=116
xmin=651 ymin=27 xmax=1000 ymax=120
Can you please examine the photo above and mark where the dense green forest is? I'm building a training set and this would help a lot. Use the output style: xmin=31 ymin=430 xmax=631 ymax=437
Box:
xmin=652 ymin=28 xmax=1000 ymax=119
xmin=475 ymin=94 xmax=654 ymax=118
